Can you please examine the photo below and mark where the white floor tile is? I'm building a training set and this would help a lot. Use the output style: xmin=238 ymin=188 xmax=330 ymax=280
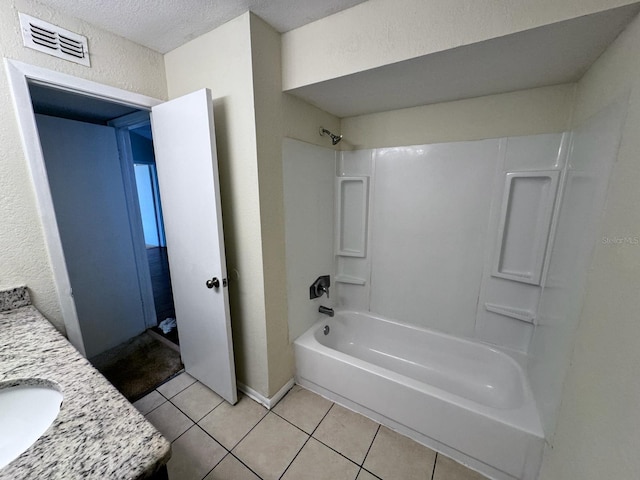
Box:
xmin=133 ymin=390 xmax=166 ymax=415
xmin=157 ymin=372 xmax=196 ymax=399
xmin=433 ymin=455 xmax=488 ymax=480
xmin=273 ymin=385 xmax=333 ymax=434
xmin=313 ymin=405 xmax=378 ymax=465
xmin=233 ymin=413 xmax=308 ymax=480
xmin=199 ymin=394 xmax=267 ymax=449
xmin=282 ymin=437 xmax=359 ymax=480
xmin=171 ymin=381 xmax=224 ymax=421
xmin=363 ymin=426 xmax=436 ymax=480
xmin=205 ymin=454 xmax=261 ymax=480
xmin=167 ymin=425 xmax=226 ymax=480
xmin=145 ymin=400 xmax=193 ymax=442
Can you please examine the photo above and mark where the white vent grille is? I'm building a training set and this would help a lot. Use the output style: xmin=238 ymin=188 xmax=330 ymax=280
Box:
xmin=19 ymin=13 xmax=90 ymax=67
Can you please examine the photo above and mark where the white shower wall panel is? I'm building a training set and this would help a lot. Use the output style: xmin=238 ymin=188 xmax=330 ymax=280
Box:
xmin=336 ymin=148 xmax=374 ymax=311
xmin=282 ymin=138 xmax=336 ymax=341
xmin=369 ymin=140 xmax=500 ymax=337
xmin=528 ymin=101 xmax=627 ymax=438
xmin=473 ymin=133 xmax=567 ymax=352
xmin=503 ymin=134 xmax=566 ymax=171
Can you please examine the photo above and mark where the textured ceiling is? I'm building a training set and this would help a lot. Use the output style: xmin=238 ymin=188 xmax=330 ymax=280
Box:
xmin=27 ymin=1 xmax=640 ymax=119
xmin=34 ymin=0 xmax=367 ymax=53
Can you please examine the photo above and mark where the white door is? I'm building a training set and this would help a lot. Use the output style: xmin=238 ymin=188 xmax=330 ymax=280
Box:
xmin=151 ymin=89 xmax=237 ymax=404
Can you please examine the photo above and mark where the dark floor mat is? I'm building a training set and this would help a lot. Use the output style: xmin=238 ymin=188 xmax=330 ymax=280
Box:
xmin=90 ymin=331 xmax=183 ymax=402
xmin=151 ymin=325 xmax=180 ymax=346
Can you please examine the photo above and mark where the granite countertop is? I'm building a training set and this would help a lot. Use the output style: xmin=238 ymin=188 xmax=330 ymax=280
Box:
xmin=0 ymin=287 xmax=171 ymax=479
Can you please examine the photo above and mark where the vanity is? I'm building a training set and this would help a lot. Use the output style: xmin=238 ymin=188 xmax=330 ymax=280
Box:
xmin=0 ymin=287 xmax=170 ymax=479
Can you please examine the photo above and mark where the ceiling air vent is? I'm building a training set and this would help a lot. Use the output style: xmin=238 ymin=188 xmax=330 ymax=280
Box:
xmin=19 ymin=13 xmax=90 ymax=67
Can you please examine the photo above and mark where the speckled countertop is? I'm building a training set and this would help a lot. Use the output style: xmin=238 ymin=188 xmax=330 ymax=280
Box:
xmin=0 ymin=287 xmax=171 ymax=479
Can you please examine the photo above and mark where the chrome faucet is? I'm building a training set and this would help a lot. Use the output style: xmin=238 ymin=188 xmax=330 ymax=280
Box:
xmin=319 ymin=306 xmax=334 ymax=317
xmin=318 ymin=284 xmax=329 ymax=298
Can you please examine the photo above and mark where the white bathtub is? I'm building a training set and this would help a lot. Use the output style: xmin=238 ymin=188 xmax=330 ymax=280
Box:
xmin=294 ymin=311 xmax=544 ymax=480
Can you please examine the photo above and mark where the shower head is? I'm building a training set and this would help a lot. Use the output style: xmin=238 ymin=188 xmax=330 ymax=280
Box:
xmin=319 ymin=127 xmax=342 ymax=145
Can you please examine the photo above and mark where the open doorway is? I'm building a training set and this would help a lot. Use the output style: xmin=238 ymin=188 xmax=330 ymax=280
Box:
xmin=8 ymin=60 xmax=238 ymax=406
xmin=130 ymin=130 xmax=179 ymax=345
xmin=28 ymin=82 xmax=181 ymax=400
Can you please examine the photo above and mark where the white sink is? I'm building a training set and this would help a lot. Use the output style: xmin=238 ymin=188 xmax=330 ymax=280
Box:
xmin=0 ymin=384 xmax=63 ymax=469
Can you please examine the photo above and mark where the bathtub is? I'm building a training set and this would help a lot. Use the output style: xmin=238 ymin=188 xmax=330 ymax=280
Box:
xmin=294 ymin=311 xmax=544 ymax=480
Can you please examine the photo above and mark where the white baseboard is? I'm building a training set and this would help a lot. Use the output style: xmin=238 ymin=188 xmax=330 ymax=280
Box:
xmin=238 ymin=378 xmax=294 ymax=409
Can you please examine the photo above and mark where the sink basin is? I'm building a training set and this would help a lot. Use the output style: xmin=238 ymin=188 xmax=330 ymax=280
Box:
xmin=0 ymin=384 xmax=63 ymax=469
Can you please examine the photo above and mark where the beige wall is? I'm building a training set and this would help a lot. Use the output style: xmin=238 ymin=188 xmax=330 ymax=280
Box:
xmin=282 ymin=0 xmax=637 ymax=90
xmin=164 ymin=12 xmax=342 ymax=398
xmin=539 ymin=12 xmax=640 ymax=480
xmin=164 ymin=13 xmax=337 ymax=397
xmin=164 ymin=13 xmax=272 ymax=395
xmin=341 ymin=84 xmax=576 ymax=149
xmin=0 ymin=0 xmax=166 ymax=333
xmin=283 ymin=93 xmax=341 ymax=148
xmin=249 ymin=14 xmax=295 ymax=395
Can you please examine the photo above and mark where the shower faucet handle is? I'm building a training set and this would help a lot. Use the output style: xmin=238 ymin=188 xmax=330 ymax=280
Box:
xmin=310 ymin=275 xmax=331 ymax=299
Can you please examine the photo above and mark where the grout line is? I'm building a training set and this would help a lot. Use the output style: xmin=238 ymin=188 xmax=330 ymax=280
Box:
xmin=198 ymin=447 xmax=233 ymax=480
xmin=144 ymin=397 xmax=195 ymax=441
xmin=310 ymin=403 xmax=334 ymax=436
xmin=275 ymin=402 xmax=341 ymax=478
xmin=431 ymin=452 xmax=438 ymax=480
xmin=163 ymin=396 xmax=200 ymax=424
xmin=168 ymin=394 xmax=224 ymax=424
xmin=360 ymin=424 xmax=380 ymax=467
xmin=194 ymin=413 xmax=246 ymax=453
xmin=232 ymin=396 xmax=330 ymax=480
xmin=222 ymin=407 xmax=271 ymax=451
xmin=149 ymin=391 xmax=230 ymax=444
xmin=277 ymin=434 xmax=312 ymax=479
xmin=169 ymin=389 xmax=271 ymax=479
xmin=228 ymin=451 xmax=267 ymax=480
xmin=139 ymin=390 xmax=168 ymax=416
xmin=170 ymin=424 xmax=229 ymax=480
xmin=270 ymin=410 xmax=309 ymax=435
xmin=256 ymin=383 xmax=331 ymax=432
xmin=359 ymin=467 xmax=384 ymax=480
xmin=268 ymin=401 xmax=334 ymax=450
xmin=189 ymin=423 xmax=233 ymax=468
xmin=198 ymin=393 xmax=397 ymax=480
xmin=311 ymin=434 xmax=368 ymax=469
xmin=301 ymin=403 xmax=377 ymax=469
xmin=193 ymin=393 xmax=271 ymax=457
xmin=157 ymin=374 xmax=195 ymax=400
xmin=169 ymin=422 xmax=198 ymax=445
xmin=200 ymin=455 xmax=223 ymax=480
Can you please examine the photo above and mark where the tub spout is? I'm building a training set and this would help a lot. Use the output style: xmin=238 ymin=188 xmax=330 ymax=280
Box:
xmin=319 ymin=306 xmax=334 ymax=317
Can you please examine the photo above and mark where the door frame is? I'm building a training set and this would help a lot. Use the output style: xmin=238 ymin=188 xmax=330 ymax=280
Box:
xmin=108 ymin=111 xmax=160 ymax=329
xmin=5 ymin=59 xmax=163 ymax=356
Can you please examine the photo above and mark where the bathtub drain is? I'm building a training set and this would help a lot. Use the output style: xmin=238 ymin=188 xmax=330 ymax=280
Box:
xmin=323 ymin=325 xmax=330 ymax=335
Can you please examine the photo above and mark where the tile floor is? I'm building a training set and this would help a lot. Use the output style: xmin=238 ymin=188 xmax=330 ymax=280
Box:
xmin=135 ymin=373 xmax=488 ymax=480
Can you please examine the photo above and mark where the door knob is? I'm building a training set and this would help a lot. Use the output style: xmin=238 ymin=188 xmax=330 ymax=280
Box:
xmin=206 ymin=277 xmax=220 ymax=289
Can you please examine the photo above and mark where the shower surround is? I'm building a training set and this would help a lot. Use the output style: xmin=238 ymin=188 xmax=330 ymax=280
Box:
xmin=282 ymin=102 xmax=624 ymax=480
